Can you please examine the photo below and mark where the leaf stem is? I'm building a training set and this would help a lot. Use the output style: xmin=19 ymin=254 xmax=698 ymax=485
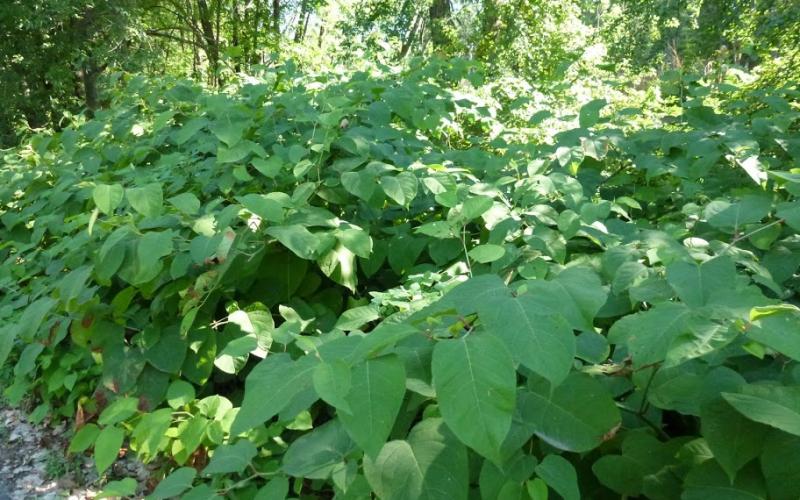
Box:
xmin=461 ymin=223 xmax=473 ymax=277
xmin=721 ymin=218 xmax=784 ymax=253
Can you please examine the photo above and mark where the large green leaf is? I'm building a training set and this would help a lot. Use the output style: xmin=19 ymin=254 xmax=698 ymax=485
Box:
xmin=126 ymin=183 xmax=163 ymax=218
xmin=747 ymin=310 xmax=800 ymax=361
xmin=266 ymin=225 xmax=321 ymax=259
xmin=94 ymin=425 xmax=124 ymax=474
xmin=723 ymin=385 xmax=800 ymax=437
xmin=432 ymin=334 xmax=516 ymax=462
xmin=202 ymin=440 xmax=258 ymax=475
xmin=520 ymin=372 xmax=620 ymax=453
xmin=282 ymin=419 xmax=356 ymax=479
xmin=760 ymin=431 xmax=800 ymax=500
xmin=682 ymin=461 xmax=767 ymax=500
xmin=479 ymin=292 xmax=575 ymax=386
xmin=339 ymin=355 xmax=406 ymax=458
xmin=231 ymin=354 xmax=317 ymax=434
xmin=364 ymin=418 xmax=469 ymax=500
xmin=666 ymin=257 xmax=736 ymax=308
xmin=535 ymin=455 xmax=580 ymax=500
xmin=93 ymin=183 xmax=124 ymax=214
xmin=149 ymin=467 xmax=197 ymax=500
xmin=579 ymin=99 xmax=607 ymax=128
xmin=701 ymin=398 xmax=769 ymax=481
xmin=591 ymin=431 xmax=675 ymax=497
xmin=523 ymin=267 xmax=607 ymax=331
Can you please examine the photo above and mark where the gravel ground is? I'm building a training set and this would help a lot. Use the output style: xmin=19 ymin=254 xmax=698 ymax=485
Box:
xmin=0 ymin=406 xmax=151 ymax=499
xmin=0 ymin=406 xmax=98 ymax=499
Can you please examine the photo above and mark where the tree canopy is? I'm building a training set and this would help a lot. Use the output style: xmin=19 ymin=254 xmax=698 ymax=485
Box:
xmin=1 ymin=1 xmax=799 ymax=499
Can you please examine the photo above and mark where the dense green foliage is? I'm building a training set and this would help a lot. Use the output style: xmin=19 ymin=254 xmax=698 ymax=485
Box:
xmin=3 ymin=0 xmax=800 ymax=499
xmin=3 ymin=0 xmax=799 ymax=147
xmin=2 ymin=56 xmax=800 ymax=498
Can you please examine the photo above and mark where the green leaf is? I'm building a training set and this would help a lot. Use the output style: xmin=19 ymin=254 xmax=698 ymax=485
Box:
xmin=313 ymin=360 xmax=352 ymax=413
xmin=364 ymin=418 xmax=469 ymax=500
xmin=339 ymin=355 xmax=406 ymax=458
xmin=608 ymin=302 xmax=692 ymax=367
xmin=524 ymin=267 xmax=607 ymax=331
xmin=168 ymin=192 xmax=201 ymax=215
xmin=93 ymin=184 xmax=124 ymax=214
xmin=527 ymin=478 xmax=549 ymax=500
xmin=203 ymin=440 xmax=258 ymax=475
xmin=415 ymin=221 xmax=457 ymax=239
xmin=126 ymin=183 xmax=163 ymax=218
xmin=341 ymin=171 xmax=376 ymax=201
xmin=579 ymin=99 xmax=607 ymax=128
xmin=460 ymin=196 xmax=493 ymax=221
xmin=723 ymin=385 xmax=800 ymax=436
xmin=144 ymin=327 xmax=187 ymax=374
xmin=131 ymin=408 xmax=172 ymax=463
xmin=282 ymin=419 xmax=356 ymax=479
xmin=468 ymin=244 xmax=506 ymax=263
xmin=254 ymin=477 xmax=290 ymax=500
xmin=432 ymin=334 xmax=516 ymax=462
xmin=94 ymin=425 xmax=124 ymax=474
xmin=683 ymin=460 xmax=767 ymax=500
xmin=591 ymin=430 xmax=673 ymax=496
xmin=1 ymin=298 xmax=56 ymax=367
xmin=480 ymin=292 xmax=575 ymax=386
xmin=136 ymin=230 xmax=173 ymax=278
xmin=335 ymin=305 xmax=380 ymax=331
xmin=705 ymin=195 xmax=771 ymax=230
xmin=210 ymin=119 xmax=247 ymax=147
xmin=98 ymin=397 xmax=139 ymax=426
xmin=701 ymin=398 xmax=768 ymax=481
xmin=747 ymin=310 xmax=800 ymax=361
xmin=181 ymin=484 xmax=221 ymax=500
xmin=288 ymin=144 xmax=308 ymax=163
xmin=173 ymin=117 xmax=207 ymax=145
xmin=266 ymin=225 xmax=320 ymax=259
xmin=337 ymin=227 xmax=372 ymax=259
xmin=520 ymin=372 xmax=620 ymax=453
xmin=173 ymin=415 xmax=210 ymax=465
xmin=761 ymin=431 xmax=800 ymax=500
xmin=217 ymin=141 xmax=253 ymax=163
xmin=231 ymin=354 xmax=317 ymax=435
xmin=148 ymin=467 xmax=197 ymax=500
xmin=69 ymin=424 xmax=100 ymax=453
xmin=380 ymin=172 xmax=417 ymax=206
xmin=535 ymin=455 xmax=579 ymax=500
xmin=252 ymin=157 xmax=283 ymax=178
xmin=239 ymin=194 xmax=284 ymax=223
xmin=776 ymin=201 xmax=800 ymax=230
xmin=166 ymin=380 xmax=196 ymax=409
xmin=97 ymin=478 xmax=137 ymax=499
xmin=666 ymin=257 xmax=736 ymax=308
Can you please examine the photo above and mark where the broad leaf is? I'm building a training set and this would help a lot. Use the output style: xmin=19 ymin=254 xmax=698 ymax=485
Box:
xmin=432 ymin=333 xmax=516 ymax=462
xmin=232 ymin=354 xmax=317 ymax=434
xmin=364 ymin=418 xmax=469 ymax=500
xmin=723 ymin=385 xmax=800 ymax=437
xmin=339 ymin=355 xmax=406 ymax=458
xmin=520 ymin=372 xmax=620 ymax=453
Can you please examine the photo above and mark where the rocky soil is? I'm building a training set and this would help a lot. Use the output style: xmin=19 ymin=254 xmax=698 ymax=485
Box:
xmin=0 ymin=406 xmax=150 ymax=499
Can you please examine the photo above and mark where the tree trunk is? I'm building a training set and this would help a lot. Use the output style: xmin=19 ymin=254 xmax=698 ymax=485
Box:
xmin=317 ymin=23 xmax=324 ymax=48
xmin=294 ymin=2 xmax=308 ymax=42
xmin=232 ymin=1 xmax=241 ymax=72
xmin=400 ymin=12 xmax=422 ymax=58
xmin=272 ymin=0 xmax=280 ymax=34
xmin=80 ymin=61 xmax=107 ymax=117
xmin=196 ymin=0 xmax=220 ymax=85
xmin=428 ymin=0 xmax=451 ymax=49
